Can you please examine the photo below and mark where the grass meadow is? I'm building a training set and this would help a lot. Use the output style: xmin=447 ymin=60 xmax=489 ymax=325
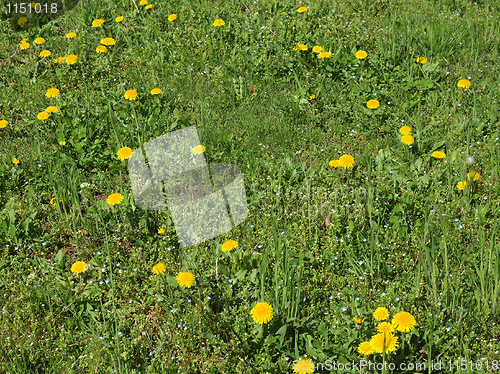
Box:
xmin=1 ymin=0 xmax=500 ymax=372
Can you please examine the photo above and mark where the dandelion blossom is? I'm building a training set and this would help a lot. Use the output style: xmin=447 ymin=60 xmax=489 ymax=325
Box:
xmin=358 ymin=341 xmax=374 ymax=355
xmin=115 ymin=16 xmax=124 ymax=22
xmin=100 ymin=37 xmax=116 ymax=45
xmin=20 ymin=42 xmax=30 ymax=50
xmin=391 ymin=311 xmax=416 ymax=332
xmin=151 ymin=88 xmax=162 ymax=95
xmin=152 ymin=263 xmax=166 ymax=275
xmin=312 ymin=45 xmax=322 ymax=53
xmin=168 ymin=14 xmax=177 ymax=22
xmin=318 ymin=51 xmax=332 ymax=58
xmin=37 ymin=112 xmax=49 ymax=120
xmin=66 ymin=32 xmax=77 ymax=38
xmin=293 ymin=359 xmax=314 ymax=373
xmin=145 ymin=4 xmax=153 ymax=9
xmin=338 ymin=154 xmax=355 ymax=169
xmin=106 ymin=193 xmax=124 ymax=205
xmin=213 ymin=19 xmax=225 ymax=27
xmin=46 ymin=88 xmax=60 ymax=98
xmin=399 ymin=126 xmax=412 ymax=135
xmin=329 ymin=160 xmax=340 ymax=168
xmin=0 ymin=120 xmax=8 ymax=129
xmin=54 ymin=57 xmax=66 ymax=63
xmin=39 ymin=50 xmax=51 ymax=58
xmin=124 ymin=89 xmax=138 ymax=100
xmin=117 ymin=147 xmax=133 ymax=161
xmin=65 ymin=54 xmax=78 ymax=65
xmin=373 ymin=307 xmax=389 ymax=321
xmin=251 ymin=302 xmax=273 ymax=324
xmin=45 ymin=106 xmax=58 ymax=113
xmin=139 ymin=0 xmax=148 ymax=5
xmin=96 ymin=45 xmax=107 ymax=53
xmin=370 ymin=333 xmax=399 ymax=354
xmin=432 ymin=151 xmax=446 ymax=159
xmin=467 ymin=172 xmax=480 ymax=181
xmin=355 ymin=50 xmax=368 ymax=59
xmin=353 ymin=317 xmax=364 ymax=324
xmin=401 ymin=135 xmax=414 ymax=145
xmin=158 ymin=228 xmax=165 ymax=235
xmin=367 ymin=99 xmax=380 ymax=109
xmin=192 ymin=145 xmax=206 ymax=155
xmin=297 ymin=44 xmax=308 ymax=51
xmin=222 ymin=239 xmax=238 ymax=252
xmin=34 ymin=37 xmax=45 ymax=44
xmin=50 ymin=197 xmax=58 ymax=206
xmin=18 ymin=17 xmax=28 ymax=26
xmin=12 ymin=158 xmax=20 ymax=165
xmin=71 ymin=261 xmax=86 ymax=274
xmin=59 ymin=141 xmax=66 ymax=146
xmin=457 ymin=181 xmax=466 ymax=190
xmin=457 ymin=79 xmax=471 ymax=89
xmin=297 ymin=6 xmax=308 ymax=13
xmin=310 ymin=94 xmax=315 ymax=99
xmin=176 ymin=271 xmax=196 ymax=288
xmin=377 ymin=322 xmax=395 ymax=334
xmin=416 ymin=57 xmax=428 ymax=64
xmin=92 ymin=19 xmax=105 ymax=27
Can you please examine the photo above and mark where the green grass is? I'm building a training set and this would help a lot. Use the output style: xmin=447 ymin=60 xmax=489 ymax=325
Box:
xmin=1 ymin=0 xmax=500 ymax=372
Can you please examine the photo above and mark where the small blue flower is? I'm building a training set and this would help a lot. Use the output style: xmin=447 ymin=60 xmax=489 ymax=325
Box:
xmin=96 ymin=251 xmax=101 ymax=255
xmin=381 ymin=292 xmax=386 ymax=296
xmin=358 ymin=260 xmax=363 ymax=265
xmin=395 ymin=297 xmax=400 ymax=301
xmin=437 ymin=302 xmax=442 ymax=306
xmin=342 ymin=306 xmax=347 ymax=311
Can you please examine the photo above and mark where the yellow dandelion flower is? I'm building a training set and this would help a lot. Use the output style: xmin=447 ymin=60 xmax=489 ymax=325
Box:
xmin=355 ymin=50 xmax=368 ymax=59
xmin=432 ymin=151 xmax=446 ymax=159
xmin=115 ymin=16 xmax=124 ymax=22
xmin=457 ymin=181 xmax=466 ymax=190
xmin=66 ymin=32 xmax=77 ymax=38
xmin=45 ymin=106 xmax=58 ymax=113
xmin=152 ymin=263 xmax=166 ymax=275
xmin=71 ymin=261 xmax=86 ymax=274
xmin=401 ymin=135 xmax=415 ymax=145
xmin=50 ymin=197 xmax=58 ymax=206
xmin=367 ymin=99 xmax=380 ymax=109
xmin=92 ymin=19 xmax=105 ymax=27
xmin=100 ymin=37 xmax=116 ymax=46
xmin=318 ymin=51 xmax=332 ymax=58
xmin=20 ymin=42 xmax=30 ymax=50
xmin=377 ymin=322 xmax=396 ymax=334
xmin=297 ymin=6 xmax=308 ymax=13
xmin=139 ymin=0 xmax=147 ymax=5
xmin=329 ymin=160 xmax=339 ymax=168
xmin=151 ymin=88 xmax=162 ymax=95
xmin=168 ymin=14 xmax=177 ymax=22
xmin=0 ymin=120 xmax=8 ymax=129
xmin=46 ymin=88 xmax=60 ymax=98
xmin=124 ymin=89 xmax=138 ymax=100
xmin=293 ymin=359 xmax=314 ymax=373
xmin=358 ymin=341 xmax=374 ymax=355
xmin=221 ymin=239 xmax=238 ymax=252
xmin=18 ymin=17 xmax=28 ymax=26
xmin=176 ymin=271 xmax=196 ymax=288
xmin=39 ymin=50 xmax=51 ymax=58
xmin=65 ymin=54 xmax=78 ymax=65
xmin=37 ymin=112 xmax=49 ymax=120
xmin=54 ymin=56 xmax=66 ymax=63
xmin=145 ymin=4 xmax=153 ymax=9
xmin=96 ymin=45 xmax=107 ymax=53
xmin=192 ymin=145 xmax=206 ymax=155
xmin=416 ymin=57 xmax=428 ymax=64
xmin=391 ymin=311 xmax=416 ymax=332
xmin=213 ymin=19 xmax=225 ymax=27
xmin=59 ymin=141 xmax=66 ymax=146
xmin=370 ymin=333 xmax=399 ymax=354
xmin=158 ymin=227 xmax=165 ymax=235
xmin=373 ymin=307 xmax=389 ymax=321
xmin=467 ymin=172 xmax=480 ymax=181
xmin=106 ymin=192 xmax=124 ymax=205
xmin=353 ymin=317 xmax=364 ymax=324
xmin=297 ymin=44 xmax=308 ymax=51
xmin=310 ymin=94 xmax=315 ymax=99
xmin=399 ymin=126 xmax=412 ymax=135
xmin=457 ymin=79 xmax=471 ymax=89
xmin=12 ymin=158 xmax=20 ymax=165
xmin=338 ymin=154 xmax=355 ymax=169
xmin=117 ymin=147 xmax=133 ymax=161
xmin=312 ymin=45 xmax=322 ymax=53
xmin=34 ymin=37 xmax=46 ymax=44
xmin=251 ymin=302 xmax=273 ymax=324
